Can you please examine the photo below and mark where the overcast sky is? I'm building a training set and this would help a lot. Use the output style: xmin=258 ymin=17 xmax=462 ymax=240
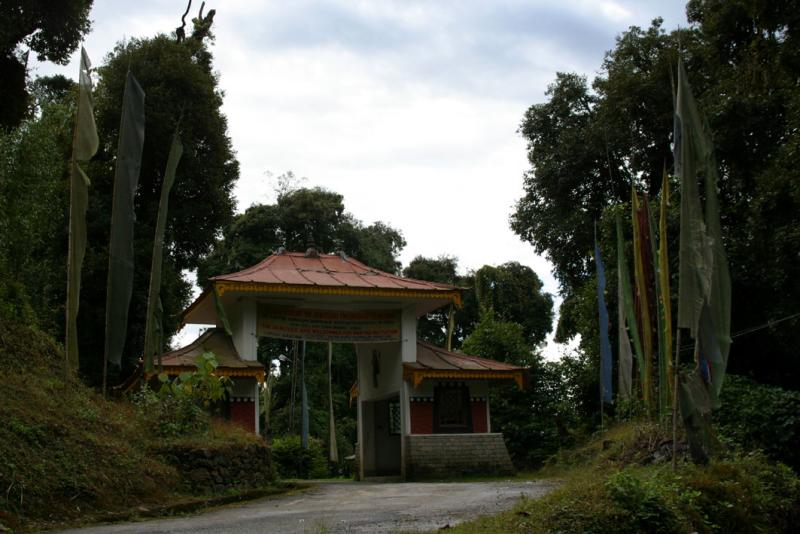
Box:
xmin=36 ymin=0 xmax=688 ymax=358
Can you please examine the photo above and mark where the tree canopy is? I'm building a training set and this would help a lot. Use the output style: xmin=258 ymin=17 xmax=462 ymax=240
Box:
xmin=403 ymin=256 xmax=553 ymax=352
xmin=70 ymin=31 xmax=239 ymax=382
xmin=512 ymin=2 xmax=800 ymax=388
xmin=0 ymin=0 xmax=94 ymax=128
xmin=197 ymin=185 xmax=406 ymax=285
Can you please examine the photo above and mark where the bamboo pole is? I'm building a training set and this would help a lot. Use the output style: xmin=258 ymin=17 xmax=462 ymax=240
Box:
xmin=671 ymin=329 xmax=681 ymax=470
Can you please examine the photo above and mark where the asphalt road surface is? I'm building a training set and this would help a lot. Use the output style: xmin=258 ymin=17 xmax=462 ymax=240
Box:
xmin=58 ymin=479 xmax=558 ymax=533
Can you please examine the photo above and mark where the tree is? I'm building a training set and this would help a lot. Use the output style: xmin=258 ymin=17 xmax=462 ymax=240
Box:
xmin=512 ymin=5 xmax=800 ymax=389
xmin=0 ymin=0 xmax=94 ymax=127
xmin=76 ymin=30 xmax=238 ymax=383
xmin=461 ymin=314 xmax=531 ymax=366
xmin=197 ymin=186 xmax=406 ymax=286
xmin=402 ymin=255 xmax=478 ymax=347
xmin=0 ymin=81 xmax=73 ymax=332
xmin=474 ymin=262 xmax=554 ymax=348
xmin=460 ymin=312 xmax=587 ymax=467
xmin=403 ymin=257 xmax=554 ymax=349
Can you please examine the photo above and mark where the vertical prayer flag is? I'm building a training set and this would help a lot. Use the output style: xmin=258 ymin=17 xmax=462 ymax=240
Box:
xmin=657 ymin=169 xmax=674 ymax=413
xmin=632 ymin=189 xmax=655 ymax=411
xmin=594 ymin=231 xmax=613 ymax=404
xmin=73 ymin=48 xmax=99 ymax=161
xmin=615 ymin=214 xmax=634 ymax=399
xmin=675 ymin=59 xmax=732 ymax=407
xmin=327 ymin=342 xmax=339 ymax=463
xmin=675 ymin=62 xmax=712 ymax=339
xmin=104 ymin=71 xmax=145 ymax=368
xmin=616 ymin=213 xmax=645 ymax=392
xmin=301 ymin=339 xmax=309 ymax=449
xmin=143 ymin=130 xmax=183 ymax=372
xmin=66 ymin=47 xmax=99 ymax=372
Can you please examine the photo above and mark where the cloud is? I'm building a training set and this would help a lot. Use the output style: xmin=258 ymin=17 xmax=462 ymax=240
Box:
xmin=32 ymin=0 xmax=689 ymax=357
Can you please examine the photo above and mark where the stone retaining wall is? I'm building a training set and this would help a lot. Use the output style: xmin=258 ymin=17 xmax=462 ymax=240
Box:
xmin=157 ymin=443 xmax=274 ymax=494
xmin=405 ymin=433 xmax=514 ymax=479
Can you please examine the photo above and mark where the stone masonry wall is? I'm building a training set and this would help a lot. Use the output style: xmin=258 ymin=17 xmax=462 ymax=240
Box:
xmin=157 ymin=443 xmax=274 ymax=494
xmin=406 ymin=433 xmax=514 ymax=479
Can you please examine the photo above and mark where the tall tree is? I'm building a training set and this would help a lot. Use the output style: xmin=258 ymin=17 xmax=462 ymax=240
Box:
xmin=0 ymin=83 xmax=72 ymax=328
xmin=402 ymin=255 xmax=476 ymax=347
xmin=0 ymin=0 xmax=94 ymax=128
xmin=77 ymin=28 xmax=238 ymax=383
xmin=513 ymin=5 xmax=800 ymax=389
xmin=197 ymin=186 xmax=405 ymax=285
xmin=404 ymin=257 xmax=553 ymax=350
xmin=474 ymin=262 xmax=554 ymax=348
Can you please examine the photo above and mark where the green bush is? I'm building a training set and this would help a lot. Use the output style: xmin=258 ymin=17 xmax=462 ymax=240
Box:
xmin=271 ymin=435 xmax=329 ymax=479
xmin=132 ymin=385 xmax=209 ymax=438
xmin=715 ymin=375 xmax=800 ymax=470
xmin=604 ymin=471 xmax=681 ymax=533
xmin=450 ymin=452 xmax=799 ymax=534
xmin=131 ymin=352 xmax=233 ymax=438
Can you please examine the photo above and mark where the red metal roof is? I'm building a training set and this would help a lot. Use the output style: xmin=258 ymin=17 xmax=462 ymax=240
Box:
xmin=409 ymin=340 xmax=525 ymax=372
xmin=210 ymin=250 xmax=459 ymax=293
xmin=403 ymin=341 xmax=526 ymax=389
xmin=159 ymin=328 xmax=264 ymax=373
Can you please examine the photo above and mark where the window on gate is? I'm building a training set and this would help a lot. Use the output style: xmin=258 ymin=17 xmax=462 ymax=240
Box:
xmin=433 ymin=383 xmax=472 ymax=433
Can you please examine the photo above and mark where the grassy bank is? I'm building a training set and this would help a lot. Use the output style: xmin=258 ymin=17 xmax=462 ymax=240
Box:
xmin=0 ymin=318 xmax=275 ymax=532
xmin=441 ymin=422 xmax=800 ymax=533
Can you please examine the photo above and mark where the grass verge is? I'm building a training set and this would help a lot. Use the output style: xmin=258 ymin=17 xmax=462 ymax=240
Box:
xmin=436 ymin=422 xmax=800 ymax=533
xmin=0 ymin=318 xmax=282 ymax=532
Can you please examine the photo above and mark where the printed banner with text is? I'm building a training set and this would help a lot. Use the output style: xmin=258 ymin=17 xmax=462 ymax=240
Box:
xmin=257 ymin=306 xmax=401 ymax=343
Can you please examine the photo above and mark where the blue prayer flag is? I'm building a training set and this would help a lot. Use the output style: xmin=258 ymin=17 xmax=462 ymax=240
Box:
xmin=595 ymin=236 xmax=614 ymax=404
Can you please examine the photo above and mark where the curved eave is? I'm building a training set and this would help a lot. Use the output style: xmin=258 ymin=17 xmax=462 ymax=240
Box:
xmin=181 ymin=281 xmax=462 ymax=327
xmin=402 ymin=365 xmax=526 ymax=390
xmin=214 ymin=280 xmax=462 ymax=306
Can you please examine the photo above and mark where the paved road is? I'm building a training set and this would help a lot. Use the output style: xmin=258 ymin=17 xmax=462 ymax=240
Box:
xmin=59 ymin=479 xmax=557 ymax=533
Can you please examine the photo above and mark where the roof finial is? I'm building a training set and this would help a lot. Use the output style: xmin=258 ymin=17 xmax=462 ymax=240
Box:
xmin=333 ymin=238 xmax=347 ymax=260
xmin=305 ymin=223 xmax=319 ymax=258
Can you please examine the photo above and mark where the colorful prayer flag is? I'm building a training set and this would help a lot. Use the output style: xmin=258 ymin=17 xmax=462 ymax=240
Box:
xmin=594 ymin=231 xmax=613 ymax=405
xmin=632 ymin=189 xmax=655 ymax=411
xmin=616 ymin=212 xmax=645 ymax=393
xmin=615 ymin=214 xmax=634 ymax=399
xmin=657 ymin=168 xmax=674 ymax=413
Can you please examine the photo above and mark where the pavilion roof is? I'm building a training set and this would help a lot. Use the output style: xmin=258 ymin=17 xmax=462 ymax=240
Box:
xmin=156 ymin=328 xmax=265 ymax=382
xmin=211 ymin=250 xmax=458 ymax=293
xmin=403 ymin=340 xmax=526 ymax=389
xmin=182 ymin=250 xmax=462 ymax=325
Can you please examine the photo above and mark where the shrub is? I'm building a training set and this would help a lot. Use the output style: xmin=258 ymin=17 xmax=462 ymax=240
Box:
xmin=131 ymin=352 xmax=233 ymax=438
xmin=604 ymin=471 xmax=681 ymax=533
xmin=271 ymin=435 xmax=329 ymax=479
xmin=132 ymin=385 xmax=208 ymax=438
xmin=715 ymin=375 xmax=800 ymax=470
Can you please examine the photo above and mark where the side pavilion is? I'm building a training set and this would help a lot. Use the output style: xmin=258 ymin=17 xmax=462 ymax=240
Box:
xmin=180 ymin=247 xmax=524 ymax=479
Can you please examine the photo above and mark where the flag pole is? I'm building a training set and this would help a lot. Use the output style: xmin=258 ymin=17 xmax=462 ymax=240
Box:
xmin=595 ymin=221 xmax=604 ymax=433
xmin=671 ymin=328 xmax=681 ymax=471
xmin=301 ymin=339 xmax=309 ymax=449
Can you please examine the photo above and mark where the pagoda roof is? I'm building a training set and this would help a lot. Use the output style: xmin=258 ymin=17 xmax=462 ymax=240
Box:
xmin=156 ymin=328 xmax=265 ymax=382
xmin=403 ymin=340 xmax=526 ymax=389
xmin=182 ymin=250 xmax=462 ymax=325
xmin=212 ymin=250 xmax=458 ymax=293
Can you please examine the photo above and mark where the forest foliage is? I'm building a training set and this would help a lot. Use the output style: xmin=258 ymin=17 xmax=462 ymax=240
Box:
xmin=0 ymin=0 xmax=798 ymax=516
xmin=512 ymin=1 xmax=800 ymax=390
